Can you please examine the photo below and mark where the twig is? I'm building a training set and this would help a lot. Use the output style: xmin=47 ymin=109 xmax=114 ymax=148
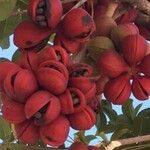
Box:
xmin=112 ymin=0 xmax=150 ymax=16
xmin=105 ymin=135 xmax=150 ymax=150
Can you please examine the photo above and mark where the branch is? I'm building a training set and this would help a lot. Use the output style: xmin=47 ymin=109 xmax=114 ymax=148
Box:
xmin=112 ymin=0 xmax=150 ymax=15
xmin=11 ymin=10 xmax=27 ymax=16
xmin=105 ymin=135 xmax=150 ymax=150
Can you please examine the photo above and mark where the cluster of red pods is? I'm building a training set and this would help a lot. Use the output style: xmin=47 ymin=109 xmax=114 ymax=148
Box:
xmin=1 ymin=0 xmax=150 ymax=148
xmin=0 ymin=0 xmax=101 ymax=147
xmin=96 ymin=23 xmax=150 ymax=104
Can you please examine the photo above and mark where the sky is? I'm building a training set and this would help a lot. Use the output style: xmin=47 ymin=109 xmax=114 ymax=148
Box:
xmin=0 ymin=35 xmax=150 ymax=146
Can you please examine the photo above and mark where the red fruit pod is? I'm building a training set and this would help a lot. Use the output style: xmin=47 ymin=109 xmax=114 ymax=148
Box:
xmin=104 ymin=73 xmax=131 ymax=105
xmin=122 ymin=35 xmax=147 ymax=66
xmin=14 ymin=20 xmax=51 ymax=49
xmin=69 ymin=77 xmax=96 ymax=101
xmin=111 ymin=23 xmax=139 ymax=50
xmin=28 ymin=0 xmax=63 ymax=29
xmin=68 ymin=106 xmax=96 ymax=130
xmin=38 ymin=45 xmax=69 ymax=65
xmin=69 ymin=142 xmax=88 ymax=150
xmin=115 ymin=9 xmax=138 ymax=24
xmin=139 ymin=54 xmax=150 ymax=77
xmin=54 ymin=32 xmax=84 ymax=54
xmin=0 ymin=61 xmax=19 ymax=91
xmin=61 ymin=8 xmax=95 ymax=42
xmin=96 ymin=49 xmax=129 ymax=78
xmin=25 ymin=91 xmax=60 ymax=125
xmin=68 ymin=63 xmax=93 ymax=77
xmin=40 ymin=116 xmax=70 ymax=146
xmin=132 ymin=76 xmax=150 ymax=101
xmin=59 ymin=88 xmax=86 ymax=114
xmin=1 ymin=94 xmax=26 ymax=124
xmin=4 ymin=68 xmax=38 ymax=103
xmin=15 ymin=120 xmax=39 ymax=144
xmin=17 ymin=51 xmax=38 ymax=72
xmin=37 ymin=60 xmax=68 ymax=95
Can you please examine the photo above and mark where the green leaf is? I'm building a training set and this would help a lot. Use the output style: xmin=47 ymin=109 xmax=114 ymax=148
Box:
xmin=96 ymin=112 xmax=107 ymax=133
xmin=0 ymin=15 xmax=21 ymax=40
xmin=101 ymin=100 xmax=118 ymax=122
xmin=0 ymin=116 xmax=11 ymax=141
xmin=134 ymin=103 xmax=142 ymax=116
xmin=0 ymin=0 xmax=17 ymax=21
xmin=0 ymin=37 xmax=10 ymax=49
xmin=111 ymin=128 xmax=130 ymax=140
xmin=12 ymin=50 xmax=21 ymax=62
xmin=9 ymin=144 xmax=26 ymax=150
xmin=138 ymin=108 xmax=150 ymax=117
xmin=122 ymin=99 xmax=135 ymax=122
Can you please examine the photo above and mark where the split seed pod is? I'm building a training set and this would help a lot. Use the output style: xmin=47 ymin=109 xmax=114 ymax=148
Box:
xmin=104 ymin=73 xmax=131 ymax=105
xmin=15 ymin=120 xmax=39 ymax=144
xmin=69 ymin=63 xmax=96 ymax=100
xmin=28 ymin=0 xmax=63 ymax=28
xmin=59 ymin=88 xmax=86 ymax=114
xmin=40 ymin=116 xmax=70 ymax=146
xmin=122 ymin=35 xmax=147 ymax=66
xmin=0 ymin=61 xmax=19 ymax=91
xmin=25 ymin=91 xmax=61 ymax=125
xmin=38 ymin=45 xmax=69 ymax=65
xmin=4 ymin=68 xmax=38 ymax=103
xmin=139 ymin=54 xmax=150 ymax=77
xmin=16 ymin=51 xmax=38 ymax=72
xmin=54 ymin=32 xmax=84 ymax=54
xmin=68 ymin=106 xmax=96 ymax=130
xmin=132 ymin=76 xmax=150 ymax=101
xmin=96 ymin=49 xmax=129 ymax=78
xmin=14 ymin=20 xmax=51 ymax=49
xmin=37 ymin=60 xmax=68 ymax=95
xmin=2 ymin=94 xmax=26 ymax=124
xmin=61 ymin=8 xmax=95 ymax=42
xmin=111 ymin=23 xmax=139 ymax=50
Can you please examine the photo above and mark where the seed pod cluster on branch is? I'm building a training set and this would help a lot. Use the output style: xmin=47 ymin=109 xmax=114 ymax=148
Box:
xmin=0 ymin=0 xmax=150 ymax=149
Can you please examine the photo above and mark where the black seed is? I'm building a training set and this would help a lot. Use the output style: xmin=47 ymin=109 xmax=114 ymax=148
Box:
xmin=36 ymin=8 xmax=44 ymax=15
xmin=38 ymin=21 xmax=47 ymax=26
xmin=36 ymin=15 xmax=46 ymax=21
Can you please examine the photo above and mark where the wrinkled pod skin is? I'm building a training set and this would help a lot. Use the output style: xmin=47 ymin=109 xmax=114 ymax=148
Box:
xmin=37 ymin=45 xmax=69 ymax=66
xmin=28 ymin=0 xmax=63 ymax=28
xmin=25 ymin=90 xmax=61 ymax=126
xmin=37 ymin=60 xmax=68 ymax=95
xmin=14 ymin=20 xmax=51 ymax=49
xmin=40 ymin=116 xmax=70 ymax=146
xmin=4 ymin=68 xmax=38 ymax=103
xmin=68 ymin=106 xmax=96 ymax=130
xmin=68 ymin=63 xmax=96 ymax=101
xmin=61 ymin=8 xmax=95 ymax=42
xmin=58 ymin=88 xmax=87 ymax=114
